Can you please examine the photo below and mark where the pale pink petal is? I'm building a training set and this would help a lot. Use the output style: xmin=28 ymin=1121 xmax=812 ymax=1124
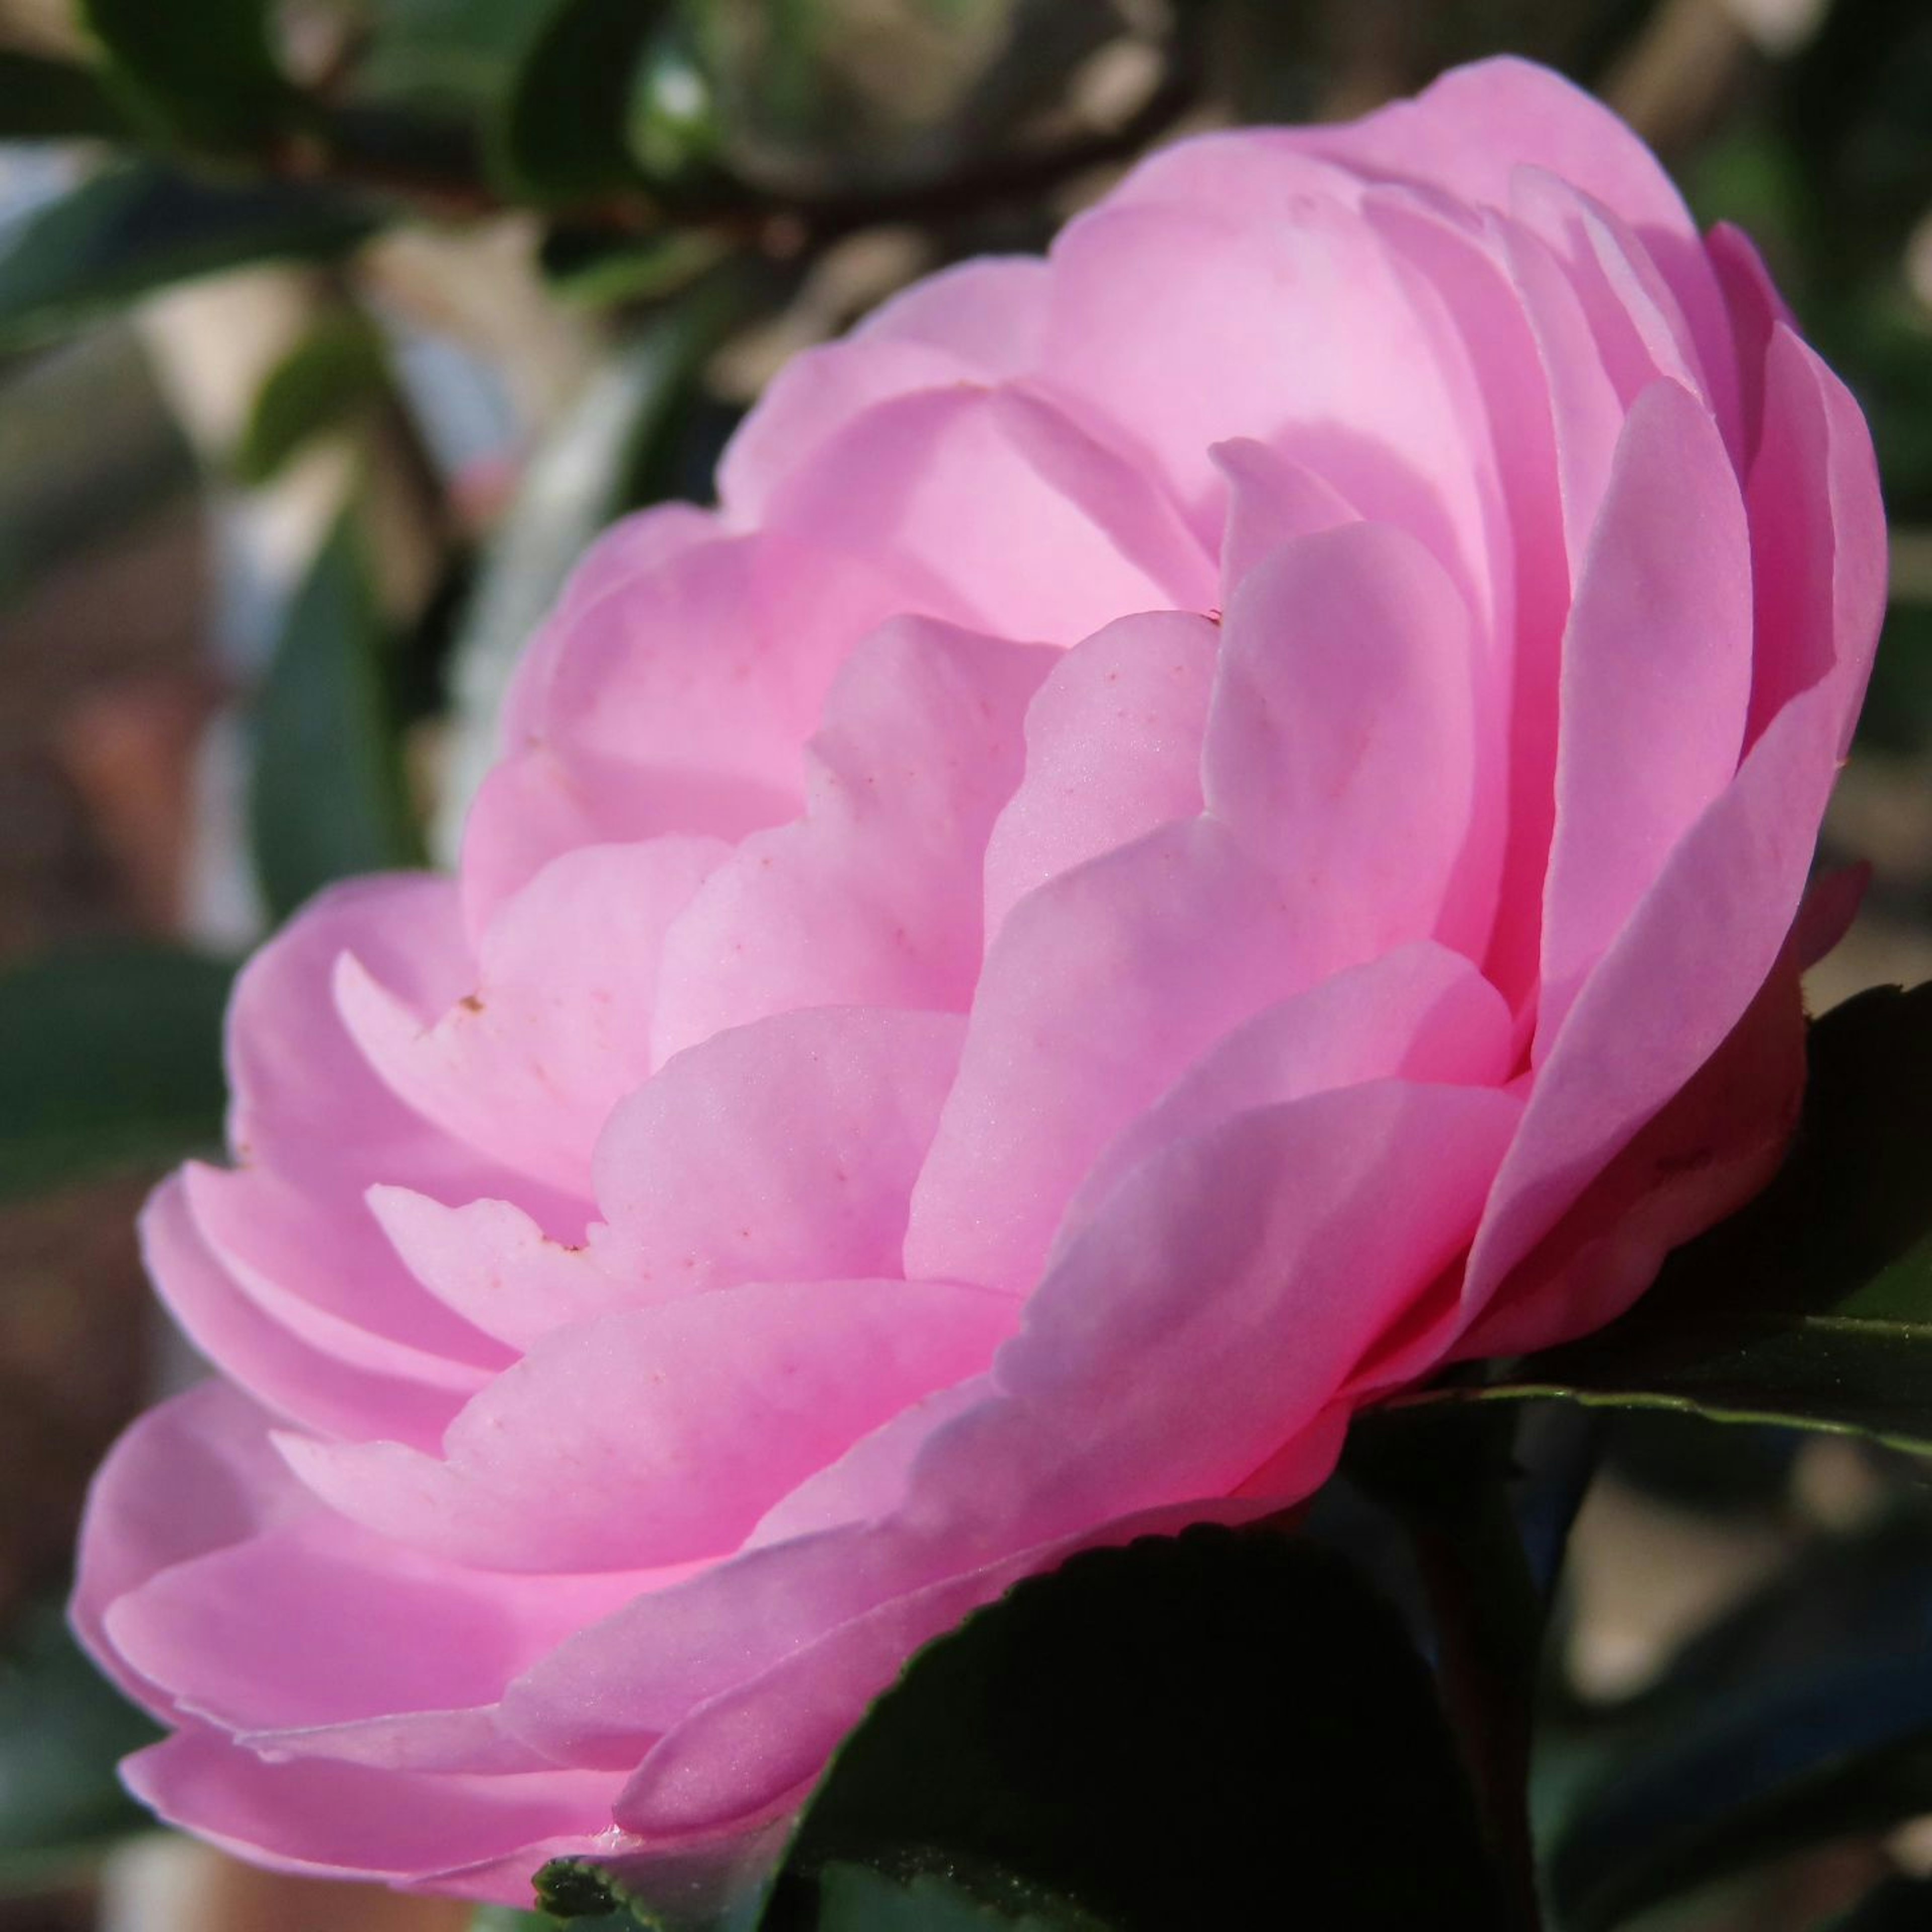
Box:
xmin=1537 ymin=379 xmax=1753 ymax=1051
xmin=717 ymin=257 xmax=1051 ymax=522
xmin=717 ymin=340 xmax=976 ymax=524
xmin=181 ymin=1163 xmax=503 ymax=1386
xmin=102 ymin=1512 xmax=641 ymax=1743
xmin=980 ymin=610 xmax=1218 ymax=942
xmin=1289 ymin=54 xmax=1736 ymax=432
xmin=72 ymin=1382 xmax=305 ymax=1710
xmin=852 ymin=255 xmax=1050 ymax=371
xmin=1499 ymin=217 xmax=1628 ymax=575
xmin=1204 ymin=521 xmax=1493 ymax=962
xmin=1510 ymin=169 xmax=1736 ymax=453
xmin=144 ymin=1177 xmax=469 ymax=1451
xmin=507 ymin=1080 xmax=1515 ymax=1780
xmin=1455 ymin=922 xmax=1806 ymax=1362
xmin=1707 ymin=220 xmax=1794 ymax=472
xmin=1355 ymin=192 xmax=1570 ymax=1007
xmin=1745 ymin=324 xmax=1889 ymax=747
xmin=596 ymin=1006 xmax=967 ymax=1294
xmin=122 ymin=1731 xmax=618 ymax=1893
xmin=922 ymin=1080 xmax=1522 ymax=1546
xmin=338 ymin=837 xmax=728 ymax=1196
xmin=905 ymin=817 xmax=1328 ymax=1294
xmin=366 ymin=1189 xmax=635 ymax=1352
xmin=1466 ymin=684 xmax=1852 ymax=1344
xmin=525 ymin=529 xmax=938 ymax=791
xmin=1039 ymin=188 xmax=1489 ymax=593
xmin=456 ymin=743 xmax=789 ymax=944
xmin=650 ymin=620 xmax=1054 ymax=1059
xmin=1211 ymin=438 xmax=1357 ymax=607
xmin=278 ymin=1279 xmax=1015 ymax=1572
xmin=1053 ymin=942 xmax=1515 ymax=1257
xmin=759 ymin=384 xmax=1216 ymax=643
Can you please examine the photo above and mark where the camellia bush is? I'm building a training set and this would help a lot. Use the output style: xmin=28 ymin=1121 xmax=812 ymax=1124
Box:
xmin=7 ymin=6 xmax=1932 ymax=1932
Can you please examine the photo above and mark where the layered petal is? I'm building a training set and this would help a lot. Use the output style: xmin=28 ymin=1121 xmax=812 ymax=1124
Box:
xmin=650 ymin=619 xmax=1054 ymax=1058
xmin=278 ymin=1278 xmax=1015 ymax=1571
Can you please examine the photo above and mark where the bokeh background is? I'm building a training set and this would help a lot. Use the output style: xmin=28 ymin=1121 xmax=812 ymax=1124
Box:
xmin=1 ymin=2 xmax=1930 ymax=1928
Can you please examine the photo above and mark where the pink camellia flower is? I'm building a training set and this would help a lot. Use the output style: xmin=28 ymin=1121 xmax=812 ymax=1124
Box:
xmin=75 ymin=55 xmax=1883 ymax=1909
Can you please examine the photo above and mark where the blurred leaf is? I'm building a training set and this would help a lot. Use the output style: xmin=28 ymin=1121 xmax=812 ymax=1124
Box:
xmin=759 ymin=1526 xmax=1506 ymax=1931
xmin=251 ymin=513 xmax=425 ymax=922
xmin=538 ymin=226 xmax=730 ymax=307
xmin=1855 ymin=598 xmax=1932 ymax=757
xmin=495 ymin=0 xmax=666 ymax=203
xmin=0 ymin=51 xmax=135 ymax=140
xmin=81 ymin=0 xmax=296 ymax=151
xmin=359 ymin=0 xmax=553 ymax=116
xmin=1426 ymin=982 xmax=1932 ymax=1453
xmin=0 ymin=944 xmax=234 ymax=1203
xmin=687 ymin=0 xmax=1133 ymax=196
xmin=814 ymin=1865 xmax=1083 ymax=1931
xmin=626 ymin=26 xmax=724 ymax=183
xmin=234 ymin=312 xmax=390 ymax=486
xmin=0 ymin=1599 xmax=161 ymax=1877
xmin=0 ymin=162 xmax=375 ymax=353
xmin=1550 ymin=1645 xmax=1932 ymax=1930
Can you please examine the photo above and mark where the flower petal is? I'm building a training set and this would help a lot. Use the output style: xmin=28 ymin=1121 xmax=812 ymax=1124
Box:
xmin=981 ymin=609 xmax=1218 ymax=942
xmin=278 ymin=1279 xmax=1015 ymax=1572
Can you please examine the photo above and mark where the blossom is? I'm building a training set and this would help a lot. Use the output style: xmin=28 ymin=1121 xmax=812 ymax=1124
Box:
xmin=74 ymin=55 xmax=1883 ymax=1907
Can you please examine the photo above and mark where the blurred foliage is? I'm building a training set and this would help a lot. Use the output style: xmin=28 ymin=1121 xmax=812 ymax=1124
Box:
xmin=0 ymin=5 xmax=1930 ymax=1932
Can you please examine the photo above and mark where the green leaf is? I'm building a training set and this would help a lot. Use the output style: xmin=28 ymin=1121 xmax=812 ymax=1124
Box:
xmin=1549 ymin=1644 xmax=1932 ymax=1930
xmin=234 ymin=313 xmax=391 ymax=486
xmin=80 ymin=0 xmax=296 ymax=151
xmin=534 ymin=1841 xmax=787 ymax=1932
xmin=250 ymin=513 xmax=426 ymax=922
xmin=494 ymin=0 xmax=666 ymax=203
xmin=0 ymin=1599 xmax=162 ymax=1878
xmin=1429 ymin=981 xmax=1932 ymax=1452
xmin=0 ymin=51 xmax=135 ymax=140
xmin=814 ymin=1864 xmax=1081 ymax=1931
xmin=0 ymin=943 xmax=234 ymax=1202
xmin=761 ymin=1525 xmax=1507 ymax=1931
xmin=0 ymin=163 xmax=376 ymax=353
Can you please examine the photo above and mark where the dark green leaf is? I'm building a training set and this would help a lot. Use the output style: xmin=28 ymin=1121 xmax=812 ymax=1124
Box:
xmin=251 ymin=513 xmax=425 ymax=922
xmin=1430 ymin=982 xmax=1932 ymax=1452
xmin=234 ymin=312 xmax=390 ymax=486
xmin=0 ymin=1599 xmax=162 ymax=1877
xmin=0 ymin=51 xmax=135 ymax=140
xmin=494 ymin=0 xmax=665 ymax=203
xmin=762 ymin=1525 xmax=1506 ymax=1932
xmin=0 ymin=943 xmax=234 ymax=1202
xmin=81 ymin=0 xmax=295 ymax=150
xmin=814 ymin=1864 xmax=1082 ymax=1931
xmin=1550 ymin=1645 xmax=1932 ymax=1931
xmin=0 ymin=163 xmax=375 ymax=353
